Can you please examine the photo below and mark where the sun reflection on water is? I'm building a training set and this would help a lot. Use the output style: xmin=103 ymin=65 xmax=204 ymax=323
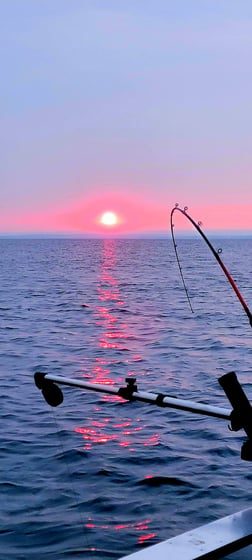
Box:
xmin=74 ymin=240 xmax=158 ymax=545
xmin=75 ymin=415 xmax=160 ymax=452
xmin=75 ymin=240 xmax=160 ymax=451
xmin=85 ymin=517 xmax=156 ymax=546
xmin=92 ymin=239 xmax=133 ymax=388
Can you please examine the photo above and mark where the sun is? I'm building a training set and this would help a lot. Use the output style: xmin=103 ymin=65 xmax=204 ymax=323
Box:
xmin=100 ymin=211 xmax=118 ymax=226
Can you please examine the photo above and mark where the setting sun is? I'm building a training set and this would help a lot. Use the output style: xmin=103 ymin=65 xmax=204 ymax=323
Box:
xmin=100 ymin=211 xmax=118 ymax=226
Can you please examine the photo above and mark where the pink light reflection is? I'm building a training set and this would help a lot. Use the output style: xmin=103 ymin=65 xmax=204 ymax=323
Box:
xmin=76 ymin=239 xmax=151 ymax=452
xmin=85 ymin=517 xmax=156 ymax=544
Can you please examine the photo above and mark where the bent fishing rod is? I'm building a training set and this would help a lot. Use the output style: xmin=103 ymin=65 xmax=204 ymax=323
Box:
xmin=35 ymin=371 xmax=252 ymax=462
xmin=170 ymin=204 xmax=252 ymax=327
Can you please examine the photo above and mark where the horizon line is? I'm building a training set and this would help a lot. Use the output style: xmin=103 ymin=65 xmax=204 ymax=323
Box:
xmin=0 ymin=229 xmax=252 ymax=240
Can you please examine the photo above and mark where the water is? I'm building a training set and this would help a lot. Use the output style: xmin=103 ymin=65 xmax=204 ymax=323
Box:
xmin=1 ymin=237 xmax=251 ymax=559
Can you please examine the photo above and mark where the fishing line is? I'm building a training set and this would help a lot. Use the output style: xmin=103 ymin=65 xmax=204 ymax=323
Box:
xmin=170 ymin=204 xmax=252 ymax=327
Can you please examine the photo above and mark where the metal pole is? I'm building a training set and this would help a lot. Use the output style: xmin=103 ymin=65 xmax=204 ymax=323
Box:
xmin=36 ymin=373 xmax=231 ymax=420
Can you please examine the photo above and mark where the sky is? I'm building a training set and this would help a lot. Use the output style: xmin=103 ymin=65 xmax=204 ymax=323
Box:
xmin=1 ymin=0 xmax=252 ymax=236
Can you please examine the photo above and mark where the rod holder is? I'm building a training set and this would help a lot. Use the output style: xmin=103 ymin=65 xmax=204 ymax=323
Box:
xmin=118 ymin=377 xmax=138 ymax=399
xmin=219 ymin=371 xmax=252 ymax=461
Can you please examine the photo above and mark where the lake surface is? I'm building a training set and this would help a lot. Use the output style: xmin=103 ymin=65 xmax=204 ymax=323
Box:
xmin=1 ymin=237 xmax=252 ymax=559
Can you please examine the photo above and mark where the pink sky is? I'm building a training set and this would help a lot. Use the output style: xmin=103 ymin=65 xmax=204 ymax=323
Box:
xmin=1 ymin=192 xmax=252 ymax=235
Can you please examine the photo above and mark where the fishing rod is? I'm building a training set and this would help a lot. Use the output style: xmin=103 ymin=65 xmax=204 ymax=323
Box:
xmin=170 ymin=204 xmax=252 ymax=327
xmin=35 ymin=371 xmax=252 ymax=461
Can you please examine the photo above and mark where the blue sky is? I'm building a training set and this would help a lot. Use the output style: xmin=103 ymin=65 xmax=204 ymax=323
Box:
xmin=1 ymin=1 xmax=252 ymax=233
